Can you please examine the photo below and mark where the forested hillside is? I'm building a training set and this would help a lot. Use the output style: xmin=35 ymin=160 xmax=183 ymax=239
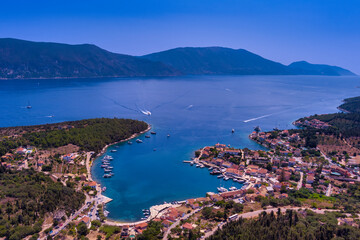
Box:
xmin=208 ymin=209 xmax=360 ymax=240
xmin=0 ymin=168 xmax=85 ymax=240
xmin=0 ymin=118 xmax=148 ymax=156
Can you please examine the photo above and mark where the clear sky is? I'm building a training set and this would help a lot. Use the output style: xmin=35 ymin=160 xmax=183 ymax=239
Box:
xmin=1 ymin=0 xmax=359 ymax=73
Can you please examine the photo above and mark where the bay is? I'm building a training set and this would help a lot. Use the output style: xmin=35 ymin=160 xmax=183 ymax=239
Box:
xmin=0 ymin=75 xmax=359 ymax=221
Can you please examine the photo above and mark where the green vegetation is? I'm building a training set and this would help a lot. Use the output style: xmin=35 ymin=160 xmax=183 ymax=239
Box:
xmin=339 ymin=96 xmax=360 ymax=113
xmin=208 ymin=209 xmax=360 ymax=240
xmin=0 ymin=118 xmax=148 ymax=156
xmin=137 ymin=221 xmax=163 ymax=240
xmin=0 ymin=168 xmax=85 ymax=240
xmin=99 ymin=225 xmax=121 ymax=239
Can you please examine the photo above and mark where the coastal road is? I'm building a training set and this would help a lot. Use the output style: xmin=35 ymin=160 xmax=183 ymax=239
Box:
xmin=203 ymin=207 xmax=339 ymax=239
xmin=297 ymin=172 xmax=304 ymax=190
xmin=45 ymin=194 xmax=91 ymax=239
xmin=163 ymin=207 xmax=203 ymax=240
xmin=86 ymin=152 xmax=93 ymax=180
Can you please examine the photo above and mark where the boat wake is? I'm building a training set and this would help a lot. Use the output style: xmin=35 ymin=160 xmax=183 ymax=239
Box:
xmin=140 ymin=109 xmax=151 ymax=116
xmin=243 ymin=114 xmax=272 ymax=123
xmin=186 ymin=104 xmax=194 ymax=109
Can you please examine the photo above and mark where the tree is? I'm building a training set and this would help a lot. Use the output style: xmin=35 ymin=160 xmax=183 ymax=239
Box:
xmin=77 ymin=222 xmax=89 ymax=236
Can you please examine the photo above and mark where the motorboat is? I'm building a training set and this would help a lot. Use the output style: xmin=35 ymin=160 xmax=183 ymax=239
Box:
xmin=217 ymin=187 xmax=228 ymax=193
xmin=136 ymin=139 xmax=143 ymax=143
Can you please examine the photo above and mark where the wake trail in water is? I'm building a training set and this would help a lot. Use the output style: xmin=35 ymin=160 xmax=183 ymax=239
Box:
xmin=243 ymin=114 xmax=272 ymax=123
xmin=151 ymin=91 xmax=190 ymax=111
xmin=103 ymin=96 xmax=140 ymax=113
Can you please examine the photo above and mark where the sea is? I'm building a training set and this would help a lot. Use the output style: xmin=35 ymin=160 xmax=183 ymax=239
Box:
xmin=1 ymin=75 xmax=359 ymax=221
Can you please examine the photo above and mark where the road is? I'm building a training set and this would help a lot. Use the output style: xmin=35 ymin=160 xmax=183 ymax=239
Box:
xmin=326 ymin=183 xmax=332 ymax=197
xmin=203 ymin=207 xmax=338 ymax=239
xmin=163 ymin=207 xmax=203 ymax=240
xmin=297 ymin=172 xmax=304 ymax=190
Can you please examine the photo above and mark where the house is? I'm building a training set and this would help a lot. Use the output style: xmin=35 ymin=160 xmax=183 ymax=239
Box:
xmin=16 ymin=147 xmax=27 ymax=155
xmin=63 ymin=153 xmax=78 ymax=162
xmin=84 ymin=181 xmax=97 ymax=189
xmin=136 ymin=222 xmax=148 ymax=230
xmin=210 ymin=194 xmax=223 ymax=202
xmin=182 ymin=223 xmax=193 ymax=230
xmin=78 ymin=216 xmax=91 ymax=228
xmin=186 ymin=199 xmax=200 ymax=209
xmin=307 ymin=174 xmax=315 ymax=184
xmin=37 ymin=160 xmax=45 ymax=166
xmin=257 ymin=168 xmax=268 ymax=178
xmin=162 ymin=220 xmax=172 ymax=228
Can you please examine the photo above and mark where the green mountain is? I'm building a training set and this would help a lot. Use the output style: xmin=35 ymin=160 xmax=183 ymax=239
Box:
xmin=142 ymin=47 xmax=292 ymax=75
xmin=0 ymin=39 xmax=355 ymax=79
xmin=288 ymin=61 xmax=356 ymax=76
xmin=143 ymin=47 xmax=356 ymax=76
xmin=0 ymin=38 xmax=179 ymax=79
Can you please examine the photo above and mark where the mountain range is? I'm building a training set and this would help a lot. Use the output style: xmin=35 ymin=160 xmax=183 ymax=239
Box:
xmin=0 ymin=38 xmax=355 ymax=79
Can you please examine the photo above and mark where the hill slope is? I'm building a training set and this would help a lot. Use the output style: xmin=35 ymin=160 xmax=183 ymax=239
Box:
xmin=142 ymin=47 xmax=292 ymax=75
xmin=0 ymin=38 xmax=178 ymax=79
xmin=288 ymin=61 xmax=356 ymax=76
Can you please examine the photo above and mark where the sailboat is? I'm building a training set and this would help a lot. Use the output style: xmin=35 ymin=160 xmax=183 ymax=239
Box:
xmin=26 ymin=101 xmax=32 ymax=109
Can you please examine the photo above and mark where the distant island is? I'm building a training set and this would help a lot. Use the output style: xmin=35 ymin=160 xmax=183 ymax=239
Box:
xmin=0 ymin=38 xmax=356 ymax=79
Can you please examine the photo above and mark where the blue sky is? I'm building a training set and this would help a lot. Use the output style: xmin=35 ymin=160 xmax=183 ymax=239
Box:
xmin=1 ymin=0 xmax=359 ymax=73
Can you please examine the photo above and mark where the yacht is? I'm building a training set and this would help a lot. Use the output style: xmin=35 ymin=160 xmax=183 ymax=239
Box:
xmin=127 ymin=141 xmax=133 ymax=145
xmin=229 ymin=186 xmax=237 ymax=191
xmin=223 ymin=176 xmax=230 ymax=181
xmin=217 ymin=175 xmax=224 ymax=178
xmin=110 ymin=149 xmax=117 ymax=152
xmin=145 ymin=135 xmax=150 ymax=138
xmin=150 ymin=131 xmax=156 ymax=135
xmin=136 ymin=139 xmax=143 ymax=143
xmin=107 ymin=166 xmax=114 ymax=169
xmin=217 ymin=187 xmax=228 ymax=193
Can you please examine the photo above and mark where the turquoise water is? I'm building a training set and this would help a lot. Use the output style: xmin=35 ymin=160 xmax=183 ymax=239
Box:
xmin=1 ymin=75 xmax=360 ymax=221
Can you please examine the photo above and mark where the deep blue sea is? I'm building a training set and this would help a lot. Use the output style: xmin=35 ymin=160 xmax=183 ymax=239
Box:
xmin=1 ymin=75 xmax=359 ymax=221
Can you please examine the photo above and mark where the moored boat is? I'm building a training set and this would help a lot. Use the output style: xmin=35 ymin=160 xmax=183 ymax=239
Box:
xmin=136 ymin=139 xmax=143 ymax=143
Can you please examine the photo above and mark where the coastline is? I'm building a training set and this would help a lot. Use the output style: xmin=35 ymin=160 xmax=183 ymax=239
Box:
xmin=87 ymin=123 xmax=151 ymax=218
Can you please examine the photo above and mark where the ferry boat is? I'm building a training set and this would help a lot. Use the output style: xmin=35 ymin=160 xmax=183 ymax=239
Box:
xmin=229 ymin=186 xmax=237 ymax=191
xmin=136 ymin=139 xmax=143 ymax=143
xmin=127 ymin=141 xmax=133 ymax=145
xmin=150 ymin=131 xmax=156 ymax=135
xmin=217 ymin=187 xmax=228 ymax=193
xmin=145 ymin=135 xmax=150 ymax=138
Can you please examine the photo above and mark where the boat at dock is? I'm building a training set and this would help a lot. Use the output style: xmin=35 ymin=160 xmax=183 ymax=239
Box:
xmin=104 ymin=169 xmax=112 ymax=173
xmin=136 ymin=139 xmax=143 ymax=143
xmin=217 ymin=187 xmax=228 ymax=192
xmin=100 ymin=165 xmax=108 ymax=168
xmin=223 ymin=176 xmax=230 ymax=181
xmin=211 ymin=170 xmax=221 ymax=175
xmin=217 ymin=175 xmax=224 ymax=178
xmin=229 ymin=186 xmax=237 ymax=191
xmin=106 ymin=166 xmax=113 ymax=169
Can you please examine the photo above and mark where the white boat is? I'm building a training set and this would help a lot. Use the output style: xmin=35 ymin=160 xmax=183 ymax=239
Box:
xmin=224 ymin=177 xmax=230 ymax=181
xmin=217 ymin=187 xmax=228 ymax=193
xmin=229 ymin=186 xmax=237 ymax=191
xmin=136 ymin=139 xmax=143 ymax=143
xmin=127 ymin=141 xmax=133 ymax=145
xmin=110 ymin=149 xmax=117 ymax=152
xmin=217 ymin=175 xmax=224 ymax=178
